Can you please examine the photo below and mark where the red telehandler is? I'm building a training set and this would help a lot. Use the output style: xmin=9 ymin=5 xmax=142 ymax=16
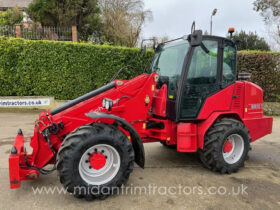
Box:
xmin=9 ymin=26 xmax=273 ymax=200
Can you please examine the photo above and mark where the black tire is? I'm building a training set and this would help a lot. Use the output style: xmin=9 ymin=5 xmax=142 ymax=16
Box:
xmin=56 ymin=123 xmax=134 ymax=200
xmin=199 ymin=118 xmax=251 ymax=174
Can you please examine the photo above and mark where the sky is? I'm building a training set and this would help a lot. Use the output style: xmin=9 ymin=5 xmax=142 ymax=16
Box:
xmin=142 ymin=0 xmax=267 ymax=40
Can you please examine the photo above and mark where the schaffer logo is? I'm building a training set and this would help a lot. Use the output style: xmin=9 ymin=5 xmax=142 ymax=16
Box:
xmin=249 ymin=103 xmax=263 ymax=110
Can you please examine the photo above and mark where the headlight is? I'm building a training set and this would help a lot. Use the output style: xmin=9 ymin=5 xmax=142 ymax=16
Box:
xmin=102 ymin=98 xmax=113 ymax=111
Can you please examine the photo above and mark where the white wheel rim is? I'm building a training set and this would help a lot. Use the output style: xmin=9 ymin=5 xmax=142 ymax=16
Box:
xmin=222 ymin=134 xmax=244 ymax=164
xmin=79 ymin=144 xmax=121 ymax=185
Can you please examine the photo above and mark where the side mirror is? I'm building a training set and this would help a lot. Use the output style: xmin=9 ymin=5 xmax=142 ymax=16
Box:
xmin=185 ymin=21 xmax=202 ymax=46
xmin=188 ymin=30 xmax=203 ymax=46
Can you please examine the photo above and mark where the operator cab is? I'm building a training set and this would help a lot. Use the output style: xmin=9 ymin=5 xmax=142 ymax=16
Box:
xmin=150 ymin=27 xmax=237 ymax=121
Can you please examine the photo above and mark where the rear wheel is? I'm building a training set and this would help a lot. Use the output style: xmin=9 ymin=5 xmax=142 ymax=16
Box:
xmin=56 ymin=123 xmax=134 ymax=200
xmin=199 ymin=118 xmax=251 ymax=174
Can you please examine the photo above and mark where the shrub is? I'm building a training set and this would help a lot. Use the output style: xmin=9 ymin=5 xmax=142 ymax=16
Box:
xmin=0 ymin=37 xmax=154 ymax=99
xmin=237 ymin=51 xmax=280 ymax=102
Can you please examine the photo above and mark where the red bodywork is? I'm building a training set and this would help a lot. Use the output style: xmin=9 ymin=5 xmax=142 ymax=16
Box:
xmin=9 ymin=73 xmax=273 ymax=188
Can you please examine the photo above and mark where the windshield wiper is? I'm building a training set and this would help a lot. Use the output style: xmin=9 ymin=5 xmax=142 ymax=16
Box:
xmin=201 ymin=43 xmax=210 ymax=54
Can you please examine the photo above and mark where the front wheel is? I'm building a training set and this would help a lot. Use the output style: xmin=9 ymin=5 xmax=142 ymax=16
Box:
xmin=56 ymin=123 xmax=134 ymax=200
xmin=199 ymin=118 xmax=251 ymax=174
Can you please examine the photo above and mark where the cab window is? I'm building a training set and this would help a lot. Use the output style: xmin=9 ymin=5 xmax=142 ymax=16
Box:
xmin=180 ymin=39 xmax=219 ymax=118
xmin=222 ymin=41 xmax=236 ymax=86
xmin=151 ymin=41 xmax=189 ymax=98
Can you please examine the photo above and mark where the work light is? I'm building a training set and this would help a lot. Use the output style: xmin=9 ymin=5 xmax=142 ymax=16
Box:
xmin=102 ymin=98 xmax=113 ymax=111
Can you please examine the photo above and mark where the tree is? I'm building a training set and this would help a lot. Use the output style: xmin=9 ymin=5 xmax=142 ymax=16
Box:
xmin=99 ymin=0 xmax=152 ymax=47
xmin=228 ymin=30 xmax=270 ymax=51
xmin=0 ymin=6 xmax=23 ymax=26
xmin=27 ymin=0 xmax=102 ymax=40
xmin=253 ymin=0 xmax=280 ymax=49
xmin=253 ymin=0 xmax=280 ymax=23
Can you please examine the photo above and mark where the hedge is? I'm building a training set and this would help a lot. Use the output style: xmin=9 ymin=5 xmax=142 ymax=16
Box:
xmin=0 ymin=37 xmax=279 ymax=101
xmin=237 ymin=51 xmax=280 ymax=102
xmin=0 ymin=37 xmax=154 ymax=100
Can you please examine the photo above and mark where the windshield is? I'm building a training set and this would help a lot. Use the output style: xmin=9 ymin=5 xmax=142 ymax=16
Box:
xmin=151 ymin=40 xmax=189 ymax=99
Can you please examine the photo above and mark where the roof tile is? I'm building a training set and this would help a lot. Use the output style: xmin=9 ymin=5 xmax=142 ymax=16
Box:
xmin=0 ymin=0 xmax=33 ymax=8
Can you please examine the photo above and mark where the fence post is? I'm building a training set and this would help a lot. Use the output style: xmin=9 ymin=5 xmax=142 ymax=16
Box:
xmin=72 ymin=25 xmax=78 ymax=42
xmin=15 ymin=25 xmax=21 ymax=38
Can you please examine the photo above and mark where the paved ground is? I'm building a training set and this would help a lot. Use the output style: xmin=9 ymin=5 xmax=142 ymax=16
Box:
xmin=0 ymin=112 xmax=279 ymax=210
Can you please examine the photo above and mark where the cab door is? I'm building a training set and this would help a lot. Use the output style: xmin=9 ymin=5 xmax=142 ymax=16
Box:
xmin=177 ymin=38 xmax=222 ymax=120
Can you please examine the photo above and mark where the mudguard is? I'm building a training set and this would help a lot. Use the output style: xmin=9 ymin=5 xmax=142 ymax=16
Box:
xmin=86 ymin=112 xmax=145 ymax=168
